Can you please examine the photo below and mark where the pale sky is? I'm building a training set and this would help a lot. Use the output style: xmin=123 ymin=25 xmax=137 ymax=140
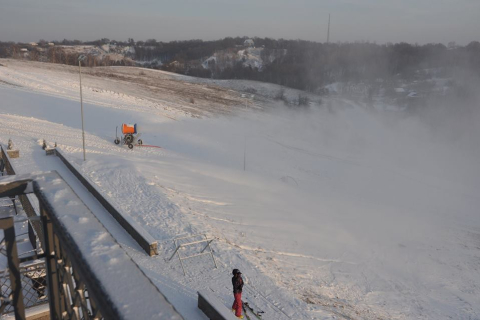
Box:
xmin=0 ymin=0 xmax=478 ymax=44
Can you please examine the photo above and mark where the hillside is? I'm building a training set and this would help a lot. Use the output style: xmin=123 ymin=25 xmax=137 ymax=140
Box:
xmin=1 ymin=59 xmax=480 ymax=319
xmin=2 ymin=38 xmax=479 ymax=98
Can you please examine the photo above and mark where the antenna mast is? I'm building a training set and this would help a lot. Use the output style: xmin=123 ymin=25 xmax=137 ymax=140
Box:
xmin=327 ymin=14 xmax=331 ymax=43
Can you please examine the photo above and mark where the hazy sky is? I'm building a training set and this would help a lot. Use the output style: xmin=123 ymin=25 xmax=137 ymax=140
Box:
xmin=1 ymin=0 xmax=478 ymax=44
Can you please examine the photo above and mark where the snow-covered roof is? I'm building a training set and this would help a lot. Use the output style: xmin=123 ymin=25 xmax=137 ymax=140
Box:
xmin=407 ymin=91 xmax=418 ymax=98
xmin=244 ymin=39 xmax=254 ymax=47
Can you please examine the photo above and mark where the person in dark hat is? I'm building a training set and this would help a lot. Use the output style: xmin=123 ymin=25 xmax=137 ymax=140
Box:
xmin=231 ymin=269 xmax=244 ymax=318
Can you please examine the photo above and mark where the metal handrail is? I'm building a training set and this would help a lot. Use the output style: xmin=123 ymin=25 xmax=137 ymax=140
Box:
xmin=169 ymin=234 xmax=217 ymax=276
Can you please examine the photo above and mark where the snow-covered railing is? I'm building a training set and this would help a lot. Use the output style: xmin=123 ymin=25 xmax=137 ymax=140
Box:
xmin=0 ymin=172 xmax=183 ymax=320
xmin=53 ymin=148 xmax=158 ymax=256
xmin=0 ymin=260 xmax=48 ymax=315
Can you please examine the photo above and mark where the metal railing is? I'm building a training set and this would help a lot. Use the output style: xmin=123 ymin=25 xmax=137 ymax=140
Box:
xmin=0 ymin=172 xmax=182 ymax=320
xmin=0 ymin=260 xmax=48 ymax=314
xmin=0 ymin=216 xmax=26 ymax=319
xmin=42 ymin=214 xmax=104 ymax=320
xmin=169 ymin=234 xmax=217 ymax=276
xmin=1 ymin=144 xmax=43 ymax=252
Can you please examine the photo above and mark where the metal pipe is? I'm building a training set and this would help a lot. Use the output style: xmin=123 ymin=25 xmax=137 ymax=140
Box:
xmin=244 ymin=135 xmax=246 ymax=171
xmin=177 ymin=238 xmax=214 ymax=247
xmin=200 ymin=239 xmax=214 ymax=253
xmin=169 ymin=244 xmax=182 ymax=261
xmin=79 ymin=60 xmax=86 ymax=161
xmin=178 ymin=251 xmax=212 ymax=260
xmin=173 ymin=233 xmax=205 ymax=241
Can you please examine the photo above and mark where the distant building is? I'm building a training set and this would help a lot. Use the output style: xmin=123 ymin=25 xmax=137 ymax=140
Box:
xmin=244 ymin=39 xmax=254 ymax=47
xmin=29 ymin=42 xmax=38 ymax=46
xmin=48 ymin=42 xmax=55 ymax=46
xmin=20 ymin=48 xmax=28 ymax=52
xmin=407 ymin=91 xmax=418 ymax=98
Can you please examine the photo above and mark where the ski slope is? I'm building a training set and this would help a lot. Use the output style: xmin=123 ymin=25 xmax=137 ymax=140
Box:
xmin=1 ymin=59 xmax=480 ymax=319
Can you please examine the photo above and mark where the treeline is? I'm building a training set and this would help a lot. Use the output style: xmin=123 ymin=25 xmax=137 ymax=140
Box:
xmin=134 ymin=38 xmax=242 ymax=62
xmin=1 ymin=37 xmax=479 ymax=92
xmin=133 ymin=37 xmax=480 ymax=91
xmin=0 ymin=39 xmax=135 ymax=67
xmin=161 ymin=39 xmax=480 ymax=91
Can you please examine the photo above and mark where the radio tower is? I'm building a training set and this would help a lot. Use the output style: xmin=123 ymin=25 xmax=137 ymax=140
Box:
xmin=327 ymin=14 xmax=331 ymax=43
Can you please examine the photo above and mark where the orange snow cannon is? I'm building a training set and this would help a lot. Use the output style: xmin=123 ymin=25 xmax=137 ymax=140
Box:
xmin=122 ymin=123 xmax=137 ymax=135
xmin=115 ymin=123 xmax=142 ymax=149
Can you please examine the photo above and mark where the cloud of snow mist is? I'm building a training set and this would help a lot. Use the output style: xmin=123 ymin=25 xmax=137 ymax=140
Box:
xmin=146 ymin=91 xmax=480 ymax=250
xmin=141 ymin=91 xmax=480 ymax=317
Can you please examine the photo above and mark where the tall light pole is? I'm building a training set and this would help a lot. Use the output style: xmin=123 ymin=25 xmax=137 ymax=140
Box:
xmin=78 ymin=55 xmax=86 ymax=161
xmin=327 ymin=14 xmax=331 ymax=43
xmin=242 ymin=94 xmax=254 ymax=171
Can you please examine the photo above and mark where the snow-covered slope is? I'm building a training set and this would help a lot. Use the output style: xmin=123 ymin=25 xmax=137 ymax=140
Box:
xmin=1 ymin=59 xmax=479 ymax=320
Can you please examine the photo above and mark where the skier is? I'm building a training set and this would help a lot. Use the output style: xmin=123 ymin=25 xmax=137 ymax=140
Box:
xmin=231 ymin=269 xmax=244 ymax=318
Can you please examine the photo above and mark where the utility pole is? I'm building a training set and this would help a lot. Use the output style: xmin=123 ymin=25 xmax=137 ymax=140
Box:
xmin=327 ymin=14 xmax=331 ymax=43
xmin=242 ymin=94 xmax=247 ymax=171
xmin=78 ymin=55 xmax=86 ymax=161
xmin=243 ymin=136 xmax=246 ymax=171
xmin=242 ymin=94 xmax=253 ymax=171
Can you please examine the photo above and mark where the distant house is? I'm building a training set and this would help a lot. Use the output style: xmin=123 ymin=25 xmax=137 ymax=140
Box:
xmin=244 ymin=39 xmax=254 ymax=47
xmin=20 ymin=48 xmax=29 ymax=57
xmin=48 ymin=42 xmax=55 ymax=46
xmin=29 ymin=42 xmax=38 ymax=46
xmin=407 ymin=91 xmax=418 ymax=98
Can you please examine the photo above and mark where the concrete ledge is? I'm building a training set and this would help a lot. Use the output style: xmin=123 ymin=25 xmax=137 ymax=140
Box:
xmin=54 ymin=148 xmax=158 ymax=256
xmin=198 ymin=290 xmax=238 ymax=320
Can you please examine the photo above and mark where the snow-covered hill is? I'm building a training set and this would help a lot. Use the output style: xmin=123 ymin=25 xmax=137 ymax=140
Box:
xmin=1 ymin=59 xmax=479 ymax=320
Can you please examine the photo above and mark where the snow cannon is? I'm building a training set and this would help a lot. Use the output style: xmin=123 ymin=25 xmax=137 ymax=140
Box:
xmin=114 ymin=123 xmax=142 ymax=149
xmin=122 ymin=123 xmax=137 ymax=135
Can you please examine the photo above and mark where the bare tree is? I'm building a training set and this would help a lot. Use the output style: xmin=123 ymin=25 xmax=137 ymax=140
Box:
xmin=30 ymin=48 xmax=40 ymax=61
